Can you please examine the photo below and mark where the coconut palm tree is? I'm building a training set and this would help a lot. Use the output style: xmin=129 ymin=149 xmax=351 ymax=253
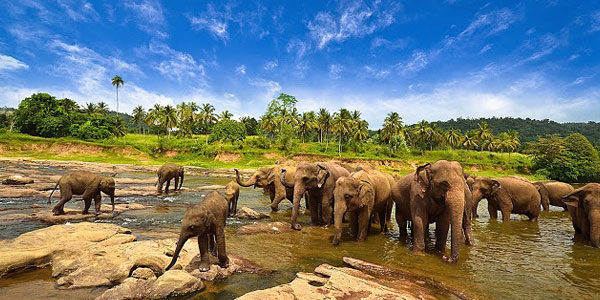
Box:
xmin=97 ymin=102 xmax=109 ymax=115
xmin=147 ymin=104 xmax=165 ymax=137
xmin=176 ymin=102 xmax=196 ymax=137
xmin=446 ymin=129 xmax=462 ymax=148
xmin=298 ymin=111 xmax=317 ymax=143
xmin=132 ymin=105 xmax=146 ymax=134
xmin=331 ymin=108 xmax=352 ymax=156
xmin=218 ymin=110 xmax=233 ymax=121
xmin=463 ymin=131 xmax=478 ymax=151
xmin=111 ymin=75 xmax=124 ymax=113
xmin=162 ymin=105 xmax=177 ymax=138
xmin=381 ymin=112 xmax=403 ymax=143
xmin=353 ymin=119 xmax=369 ymax=146
xmin=85 ymin=103 xmax=97 ymax=115
xmin=317 ymin=108 xmax=331 ymax=145
xmin=413 ymin=120 xmax=433 ymax=152
xmin=475 ymin=121 xmax=493 ymax=151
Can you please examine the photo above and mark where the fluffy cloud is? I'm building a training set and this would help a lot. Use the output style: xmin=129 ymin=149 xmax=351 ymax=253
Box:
xmin=0 ymin=54 xmax=29 ymax=71
xmin=147 ymin=41 xmax=206 ymax=83
xmin=124 ymin=0 xmax=167 ymax=38
xmin=236 ymin=65 xmax=247 ymax=75
xmin=264 ymin=60 xmax=278 ymax=71
xmin=328 ymin=64 xmax=343 ymax=79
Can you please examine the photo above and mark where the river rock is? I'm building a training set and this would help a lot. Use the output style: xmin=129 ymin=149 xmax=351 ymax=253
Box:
xmin=236 ymin=207 xmax=269 ymax=220
xmin=2 ymin=175 xmax=34 ymax=185
xmin=28 ymin=203 xmax=150 ymax=224
xmin=236 ymin=221 xmax=294 ymax=235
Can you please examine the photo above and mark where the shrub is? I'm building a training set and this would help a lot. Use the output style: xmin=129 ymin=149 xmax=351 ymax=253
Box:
xmin=209 ymin=120 xmax=247 ymax=144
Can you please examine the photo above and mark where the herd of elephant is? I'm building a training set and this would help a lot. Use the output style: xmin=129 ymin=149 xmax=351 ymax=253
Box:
xmin=46 ymin=160 xmax=600 ymax=272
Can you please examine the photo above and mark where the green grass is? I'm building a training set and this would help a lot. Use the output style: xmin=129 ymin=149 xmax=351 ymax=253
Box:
xmin=0 ymin=132 xmax=542 ymax=179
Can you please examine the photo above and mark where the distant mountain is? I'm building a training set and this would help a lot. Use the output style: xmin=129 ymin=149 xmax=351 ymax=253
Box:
xmin=433 ymin=117 xmax=600 ymax=146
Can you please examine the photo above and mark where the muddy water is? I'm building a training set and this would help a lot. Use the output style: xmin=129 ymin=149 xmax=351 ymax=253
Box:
xmin=1 ymin=173 xmax=599 ymax=300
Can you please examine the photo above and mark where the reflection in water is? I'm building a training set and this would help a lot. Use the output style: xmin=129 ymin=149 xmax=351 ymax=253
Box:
xmin=0 ymin=174 xmax=599 ymax=300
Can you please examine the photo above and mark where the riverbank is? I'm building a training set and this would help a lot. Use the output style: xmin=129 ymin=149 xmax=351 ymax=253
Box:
xmin=0 ymin=133 xmax=541 ymax=179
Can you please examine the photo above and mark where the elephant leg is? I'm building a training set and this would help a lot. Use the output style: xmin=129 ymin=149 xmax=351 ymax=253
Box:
xmin=165 ymin=179 xmax=171 ymax=193
xmin=349 ymin=212 xmax=358 ymax=239
xmin=488 ymin=203 xmax=498 ymax=219
xmin=357 ymin=208 xmax=370 ymax=242
xmin=412 ymin=210 xmax=428 ymax=253
xmin=82 ymin=197 xmax=92 ymax=214
xmin=435 ymin=213 xmax=450 ymax=252
xmin=463 ymin=210 xmax=474 ymax=246
xmin=268 ymin=187 xmax=275 ymax=203
xmin=53 ymin=186 xmax=72 ymax=215
xmin=309 ymin=195 xmax=320 ymax=225
xmin=93 ymin=192 xmax=102 ymax=215
xmin=174 ymin=177 xmax=179 ymax=191
xmin=321 ymin=192 xmax=333 ymax=226
xmin=215 ymin=225 xmax=229 ymax=268
xmin=379 ymin=209 xmax=388 ymax=233
xmin=198 ymin=234 xmax=211 ymax=272
xmin=209 ymin=233 xmax=217 ymax=256
xmin=270 ymin=193 xmax=286 ymax=211
xmin=157 ymin=179 xmax=164 ymax=194
xmin=233 ymin=196 xmax=238 ymax=216
xmin=396 ymin=207 xmax=408 ymax=237
xmin=499 ymin=202 xmax=512 ymax=222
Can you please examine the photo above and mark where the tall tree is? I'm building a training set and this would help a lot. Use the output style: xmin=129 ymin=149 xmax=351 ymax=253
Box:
xmin=331 ymin=108 xmax=352 ymax=156
xmin=446 ymin=129 xmax=462 ymax=148
xmin=132 ymin=105 xmax=146 ymax=134
xmin=85 ymin=103 xmax=97 ymax=115
xmin=317 ymin=108 xmax=331 ymax=145
xmin=381 ymin=112 xmax=403 ymax=143
xmin=162 ymin=105 xmax=177 ymax=138
xmin=97 ymin=102 xmax=109 ymax=115
xmin=475 ymin=121 xmax=493 ymax=151
xmin=111 ymin=75 xmax=124 ymax=113
xmin=298 ymin=111 xmax=317 ymax=143
xmin=218 ymin=110 xmax=233 ymax=120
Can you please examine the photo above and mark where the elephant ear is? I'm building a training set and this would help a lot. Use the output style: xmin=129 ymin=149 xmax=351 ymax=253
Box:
xmin=562 ymin=188 xmax=586 ymax=208
xmin=317 ymin=165 xmax=330 ymax=188
xmin=490 ymin=179 xmax=502 ymax=194
xmin=415 ymin=163 xmax=431 ymax=197
xmin=358 ymin=181 xmax=374 ymax=208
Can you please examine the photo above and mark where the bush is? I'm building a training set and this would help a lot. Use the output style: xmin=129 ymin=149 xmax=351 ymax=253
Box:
xmin=209 ymin=120 xmax=247 ymax=144
xmin=71 ymin=115 xmax=124 ymax=140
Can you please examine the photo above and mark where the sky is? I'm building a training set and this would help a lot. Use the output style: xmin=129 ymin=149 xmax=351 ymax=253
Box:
xmin=1 ymin=0 xmax=600 ymax=128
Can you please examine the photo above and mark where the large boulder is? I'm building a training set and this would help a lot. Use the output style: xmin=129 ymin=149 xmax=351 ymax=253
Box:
xmin=2 ymin=175 xmax=34 ymax=185
xmin=0 ymin=204 xmax=151 ymax=225
xmin=236 ymin=207 xmax=269 ymax=220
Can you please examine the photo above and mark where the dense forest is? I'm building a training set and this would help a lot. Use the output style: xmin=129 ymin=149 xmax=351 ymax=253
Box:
xmin=434 ymin=117 xmax=600 ymax=146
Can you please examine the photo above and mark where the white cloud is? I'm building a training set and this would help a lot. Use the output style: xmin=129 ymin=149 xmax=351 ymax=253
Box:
xmin=520 ymin=33 xmax=564 ymax=63
xmin=248 ymin=78 xmax=282 ymax=103
xmin=307 ymin=0 xmax=400 ymax=49
xmin=571 ymin=75 xmax=594 ymax=86
xmin=370 ymin=37 xmax=407 ymax=51
xmin=286 ymin=39 xmax=311 ymax=58
xmin=57 ymin=0 xmax=99 ymax=22
xmin=329 ymin=64 xmax=343 ymax=79
xmin=189 ymin=4 xmax=231 ymax=41
xmin=397 ymin=50 xmax=429 ymax=74
xmin=236 ymin=65 xmax=247 ymax=75
xmin=458 ymin=8 xmax=517 ymax=40
xmin=124 ymin=0 xmax=167 ymax=38
xmin=363 ymin=65 xmax=390 ymax=79
xmin=263 ymin=60 xmax=278 ymax=71
xmin=479 ymin=44 xmax=492 ymax=54
xmin=0 ymin=54 xmax=29 ymax=71
xmin=147 ymin=41 xmax=205 ymax=83
xmin=589 ymin=10 xmax=600 ymax=32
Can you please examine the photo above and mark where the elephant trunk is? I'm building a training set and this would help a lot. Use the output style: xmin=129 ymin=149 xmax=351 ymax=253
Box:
xmin=537 ymin=183 xmax=550 ymax=211
xmin=290 ymin=182 xmax=306 ymax=230
xmin=589 ymin=209 xmax=600 ymax=248
xmin=471 ymin=190 xmax=483 ymax=218
xmin=166 ymin=233 xmax=191 ymax=271
xmin=280 ymin=169 xmax=294 ymax=189
xmin=446 ymin=185 xmax=465 ymax=263
xmin=235 ymin=169 xmax=256 ymax=187
xmin=332 ymin=200 xmax=346 ymax=245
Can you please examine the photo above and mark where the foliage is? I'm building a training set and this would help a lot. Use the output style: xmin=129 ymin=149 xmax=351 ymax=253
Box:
xmin=527 ymin=133 xmax=600 ymax=182
xmin=240 ymin=116 xmax=259 ymax=135
xmin=209 ymin=119 xmax=247 ymax=144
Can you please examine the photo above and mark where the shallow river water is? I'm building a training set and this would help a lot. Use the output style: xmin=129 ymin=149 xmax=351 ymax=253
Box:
xmin=1 ymin=173 xmax=599 ymax=300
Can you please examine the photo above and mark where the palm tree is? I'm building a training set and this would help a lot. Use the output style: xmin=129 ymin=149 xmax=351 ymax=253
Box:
xmin=413 ymin=120 xmax=433 ymax=152
xmin=97 ymin=102 xmax=109 ymax=115
xmin=463 ymin=131 xmax=478 ymax=151
xmin=162 ymin=105 xmax=177 ymax=138
xmin=147 ymin=104 xmax=164 ymax=137
xmin=260 ymin=113 xmax=277 ymax=138
xmin=381 ymin=112 xmax=403 ymax=143
xmin=85 ymin=103 xmax=97 ymax=115
xmin=446 ymin=129 xmax=462 ymax=148
xmin=111 ymin=75 xmax=124 ymax=113
xmin=176 ymin=102 xmax=196 ymax=137
xmin=331 ymin=108 xmax=352 ymax=156
xmin=298 ymin=111 xmax=317 ymax=143
xmin=218 ymin=110 xmax=233 ymax=120
xmin=132 ymin=106 xmax=146 ymax=134
xmin=353 ymin=119 xmax=369 ymax=145
xmin=317 ymin=108 xmax=331 ymax=144
xmin=475 ymin=122 xmax=493 ymax=151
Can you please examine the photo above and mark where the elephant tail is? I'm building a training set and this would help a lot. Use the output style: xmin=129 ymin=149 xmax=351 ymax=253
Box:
xmin=48 ymin=182 xmax=59 ymax=204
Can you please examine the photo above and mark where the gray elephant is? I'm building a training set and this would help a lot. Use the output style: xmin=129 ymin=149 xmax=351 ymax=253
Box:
xmin=281 ymin=161 xmax=350 ymax=230
xmin=156 ymin=163 xmax=184 ymax=194
xmin=48 ymin=171 xmax=115 ymax=216
xmin=563 ymin=183 xmax=600 ymax=248
xmin=533 ymin=181 xmax=574 ymax=211
xmin=224 ymin=181 xmax=240 ymax=217
xmin=166 ymin=191 xmax=229 ymax=272
xmin=471 ymin=176 xmax=541 ymax=221
xmin=391 ymin=160 xmax=471 ymax=263
xmin=331 ymin=168 xmax=395 ymax=245
xmin=235 ymin=165 xmax=295 ymax=211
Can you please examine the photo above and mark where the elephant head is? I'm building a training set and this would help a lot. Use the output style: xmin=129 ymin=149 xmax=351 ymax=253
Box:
xmin=533 ymin=182 xmax=551 ymax=211
xmin=332 ymin=176 xmax=374 ymax=245
xmin=415 ymin=160 xmax=466 ymax=262
xmin=281 ymin=162 xmax=330 ymax=230
xmin=99 ymin=176 xmax=116 ymax=213
xmin=470 ymin=176 xmax=501 ymax=216
xmin=235 ymin=167 xmax=272 ymax=188
xmin=166 ymin=207 xmax=215 ymax=271
xmin=563 ymin=183 xmax=600 ymax=248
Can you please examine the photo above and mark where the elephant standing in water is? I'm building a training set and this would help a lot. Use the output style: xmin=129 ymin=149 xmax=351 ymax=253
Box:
xmin=235 ymin=166 xmax=296 ymax=211
xmin=563 ymin=183 xmax=600 ymax=248
xmin=224 ymin=181 xmax=240 ymax=217
xmin=331 ymin=168 xmax=395 ymax=245
xmin=281 ymin=162 xmax=350 ymax=230
xmin=48 ymin=171 xmax=115 ymax=216
xmin=471 ymin=176 xmax=541 ymax=221
xmin=533 ymin=181 xmax=574 ymax=211
xmin=166 ymin=191 xmax=229 ymax=272
xmin=392 ymin=160 xmax=471 ymax=263
xmin=156 ymin=163 xmax=184 ymax=194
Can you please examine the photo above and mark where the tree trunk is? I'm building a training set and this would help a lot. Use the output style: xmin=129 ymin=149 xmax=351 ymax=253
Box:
xmin=116 ymin=87 xmax=119 ymax=114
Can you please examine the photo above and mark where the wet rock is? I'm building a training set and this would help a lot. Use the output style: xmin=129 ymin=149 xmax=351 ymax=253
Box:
xmin=236 ymin=221 xmax=294 ymax=235
xmin=96 ymin=270 xmax=205 ymax=300
xmin=187 ymin=254 xmax=272 ymax=281
xmin=131 ymin=267 xmax=156 ymax=280
xmin=28 ymin=203 xmax=150 ymax=224
xmin=236 ymin=207 xmax=269 ymax=220
xmin=2 ymin=175 xmax=34 ymax=185
xmin=0 ymin=213 xmax=32 ymax=222
xmin=236 ymin=258 xmax=469 ymax=300
xmin=0 ymin=188 xmax=40 ymax=198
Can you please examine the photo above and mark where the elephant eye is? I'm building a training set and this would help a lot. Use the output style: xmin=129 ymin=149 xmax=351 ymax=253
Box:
xmin=344 ymin=194 xmax=352 ymax=200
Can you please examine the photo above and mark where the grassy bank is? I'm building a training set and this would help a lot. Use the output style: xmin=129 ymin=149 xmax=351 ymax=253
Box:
xmin=0 ymin=133 xmax=542 ymax=179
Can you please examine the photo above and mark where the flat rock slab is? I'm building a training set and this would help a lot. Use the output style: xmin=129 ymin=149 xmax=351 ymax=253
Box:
xmin=237 ymin=258 xmax=470 ymax=300
xmin=0 ymin=203 xmax=151 ymax=224
xmin=2 ymin=175 xmax=34 ymax=185
xmin=0 ymin=222 xmax=270 ymax=300
xmin=236 ymin=207 xmax=269 ymax=220
xmin=236 ymin=222 xmax=293 ymax=235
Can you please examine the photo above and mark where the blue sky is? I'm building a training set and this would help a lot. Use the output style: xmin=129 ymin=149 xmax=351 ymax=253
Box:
xmin=1 ymin=1 xmax=599 ymax=128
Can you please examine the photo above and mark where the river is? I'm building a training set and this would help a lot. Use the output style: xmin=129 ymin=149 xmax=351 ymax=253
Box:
xmin=0 ymin=172 xmax=598 ymax=300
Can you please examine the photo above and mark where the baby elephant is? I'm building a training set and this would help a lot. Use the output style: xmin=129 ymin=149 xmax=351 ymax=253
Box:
xmin=48 ymin=171 xmax=115 ymax=216
xmin=563 ymin=183 xmax=600 ymax=248
xmin=224 ymin=181 xmax=240 ymax=217
xmin=156 ymin=163 xmax=184 ymax=194
xmin=166 ymin=191 xmax=229 ymax=272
